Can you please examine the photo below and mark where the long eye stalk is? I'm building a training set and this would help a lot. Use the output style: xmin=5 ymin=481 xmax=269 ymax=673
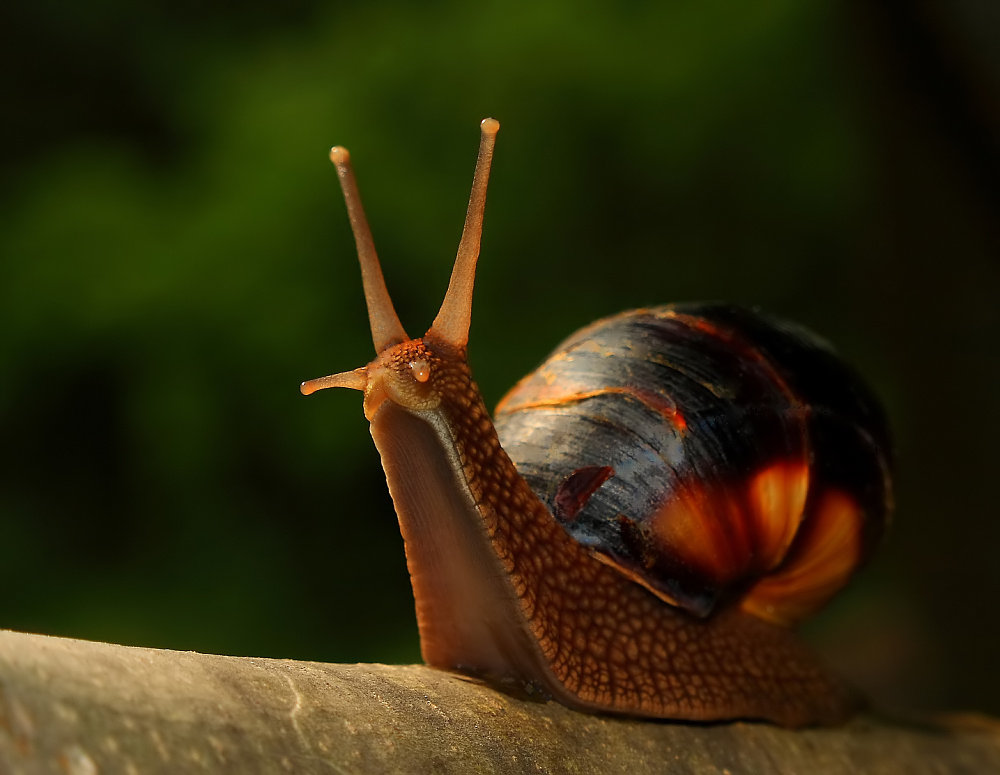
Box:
xmin=329 ymin=146 xmax=409 ymax=354
xmin=428 ymin=118 xmax=500 ymax=348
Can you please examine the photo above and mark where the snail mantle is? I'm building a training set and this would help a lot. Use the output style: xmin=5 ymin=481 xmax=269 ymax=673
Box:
xmin=0 ymin=629 xmax=997 ymax=775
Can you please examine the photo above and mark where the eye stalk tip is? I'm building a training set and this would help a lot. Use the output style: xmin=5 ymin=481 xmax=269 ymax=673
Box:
xmin=329 ymin=146 xmax=350 ymax=165
xmin=480 ymin=118 xmax=500 ymax=136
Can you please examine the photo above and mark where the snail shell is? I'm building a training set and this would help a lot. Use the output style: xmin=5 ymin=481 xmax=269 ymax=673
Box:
xmin=495 ymin=303 xmax=893 ymax=628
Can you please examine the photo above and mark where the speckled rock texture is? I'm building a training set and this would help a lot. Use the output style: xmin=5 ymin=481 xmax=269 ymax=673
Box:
xmin=0 ymin=629 xmax=997 ymax=774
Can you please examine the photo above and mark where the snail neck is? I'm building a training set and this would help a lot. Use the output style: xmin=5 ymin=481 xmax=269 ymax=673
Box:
xmin=368 ymin=382 xmax=564 ymax=694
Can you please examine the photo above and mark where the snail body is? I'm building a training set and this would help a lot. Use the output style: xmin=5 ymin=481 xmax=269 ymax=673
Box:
xmin=302 ymin=119 xmax=893 ymax=727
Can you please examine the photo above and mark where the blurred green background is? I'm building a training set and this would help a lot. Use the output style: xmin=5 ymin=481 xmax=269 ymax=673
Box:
xmin=2 ymin=0 xmax=999 ymax=715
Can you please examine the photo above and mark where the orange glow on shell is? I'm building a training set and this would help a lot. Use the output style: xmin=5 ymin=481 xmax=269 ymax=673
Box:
xmin=748 ymin=463 xmax=810 ymax=572
xmin=740 ymin=489 xmax=863 ymax=627
xmin=650 ymin=462 xmax=809 ymax=588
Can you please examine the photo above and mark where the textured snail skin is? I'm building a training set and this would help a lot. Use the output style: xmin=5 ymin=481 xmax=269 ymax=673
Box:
xmin=366 ymin=335 xmax=862 ymax=727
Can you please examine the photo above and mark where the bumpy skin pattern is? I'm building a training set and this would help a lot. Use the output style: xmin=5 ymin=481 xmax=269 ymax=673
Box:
xmin=412 ymin=333 xmax=863 ymax=726
xmin=494 ymin=305 xmax=893 ymax=625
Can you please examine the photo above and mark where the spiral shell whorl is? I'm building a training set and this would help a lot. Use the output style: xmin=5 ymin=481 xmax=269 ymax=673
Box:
xmin=495 ymin=304 xmax=892 ymax=627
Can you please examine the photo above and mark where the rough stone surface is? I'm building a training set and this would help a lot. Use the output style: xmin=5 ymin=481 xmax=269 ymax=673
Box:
xmin=0 ymin=629 xmax=997 ymax=774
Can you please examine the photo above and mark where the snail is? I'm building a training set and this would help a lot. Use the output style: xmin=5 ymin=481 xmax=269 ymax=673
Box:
xmin=301 ymin=118 xmax=893 ymax=727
